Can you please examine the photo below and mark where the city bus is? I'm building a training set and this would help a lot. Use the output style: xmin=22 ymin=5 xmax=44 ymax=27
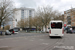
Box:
xmin=49 ymin=20 xmax=64 ymax=38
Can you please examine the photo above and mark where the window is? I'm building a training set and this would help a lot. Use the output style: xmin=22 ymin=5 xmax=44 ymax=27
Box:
xmin=67 ymin=16 xmax=71 ymax=20
xmin=67 ymin=16 xmax=71 ymax=25
xmin=67 ymin=13 xmax=70 ymax=16
xmin=29 ymin=10 xmax=32 ymax=16
xmin=51 ymin=22 xmax=62 ymax=29
xmin=21 ymin=10 xmax=24 ymax=19
xmin=67 ymin=21 xmax=71 ymax=25
xmin=14 ymin=29 xmax=18 ymax=32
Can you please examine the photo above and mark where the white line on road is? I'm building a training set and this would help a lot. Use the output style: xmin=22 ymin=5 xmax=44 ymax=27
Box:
xmin=39 ymin=39 xmax=44 ymax=41
xmin=56 ymin=42 xmax=64 ymax=44
xmin=0 ymin=37 xmax=22 ymax=40
xmin=0 ymin=39 xmax=4 ymax=40
xmin=41 ymin=43 xmax=49 ymax=45
xmin=54 ymin=46 xmax=74 ymax=49
xmin=0 ymin=46 xmax=9 ymax=48
xmin=30 ymin=40 xmax=34 ymax=41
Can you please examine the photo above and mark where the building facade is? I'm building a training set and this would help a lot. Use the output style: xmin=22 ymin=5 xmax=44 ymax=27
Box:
xmin=64 ymin=8 xmax=75 ymax=26
xmin=10 ymin=7 xmax=35 ymax=29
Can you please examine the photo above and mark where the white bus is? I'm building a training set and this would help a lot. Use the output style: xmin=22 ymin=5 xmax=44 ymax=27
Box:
xmin=49 ymin=20 xmax=64 ymax=38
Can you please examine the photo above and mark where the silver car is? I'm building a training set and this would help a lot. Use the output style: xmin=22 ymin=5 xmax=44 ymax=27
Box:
xmin=5 ymin=30 xmax=11 ymax=35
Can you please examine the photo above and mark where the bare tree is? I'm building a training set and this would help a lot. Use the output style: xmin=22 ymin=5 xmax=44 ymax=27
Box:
xmin=24 ymin=18 xmax=29 ymax=27
xmin=36 ymin=6 xmax=54 ymax=32
xmin=53 ymin=14 xmax=64 ymax=21
xmin=17 ymin=18 xmax=29 ymax=28
xmin=0 ymin=0 xmax=14 ymax=29
xmin=31 ymin=16 xmax=40 ymax=32
xmin=17 ymin=19 xmax=25 ymax=28
xmin=34 ymin=6 xmax=62 ymax=32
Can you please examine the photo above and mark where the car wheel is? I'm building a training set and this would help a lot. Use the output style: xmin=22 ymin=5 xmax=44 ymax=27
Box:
xmin=66 ymin=32 xmax=68 ymax=33
xmin=70 ymin=32 xmax=72 ymax=34
xmin=5 ymin=33 xmax=7 ymax=35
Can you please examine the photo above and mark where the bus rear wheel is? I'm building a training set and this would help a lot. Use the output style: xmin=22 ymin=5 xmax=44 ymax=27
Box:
xmin=49 ymin=36 xmax=52 ymax=38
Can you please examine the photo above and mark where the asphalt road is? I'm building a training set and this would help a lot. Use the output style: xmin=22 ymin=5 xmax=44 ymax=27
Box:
xmin=0 ymin=32 xmax=75 ymax=50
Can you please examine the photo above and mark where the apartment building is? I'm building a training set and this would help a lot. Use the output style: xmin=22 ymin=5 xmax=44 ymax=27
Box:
xmin=64 ymin=8 xmax=75 ymax=26
xmin=10 ymin=7 xmax=35 ymax=29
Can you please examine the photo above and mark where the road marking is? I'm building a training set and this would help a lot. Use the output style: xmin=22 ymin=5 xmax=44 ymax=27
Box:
xmin=42 ymin=43 xmax=49 ymax=45
xmin=12 ymin=40 xmax=19 ymax=42
xmin=0 ymin=39 xmax=4 ymax=40
xmin=54 ymin=46 xmax=74 ymax=49
xmin=0 ymin=46 xmax=9 ymax=48
xmin=0 ymin=36 xmax=28 ymax=40
xmin=32 ymin=38 xmax=35 ymax=39
xmin=56 ymin=42 xmax=64 ymax=44
xmin=0 ymin=37 xmax=21 ymax=40
xmin=39 ymin=39 xmax=44 ymax=41
xmin=30 ymin=40 xmax=34 ymax=41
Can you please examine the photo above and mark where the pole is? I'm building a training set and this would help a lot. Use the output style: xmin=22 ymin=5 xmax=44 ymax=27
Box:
xmin=3 ymin=22 xmax=4 ymax=30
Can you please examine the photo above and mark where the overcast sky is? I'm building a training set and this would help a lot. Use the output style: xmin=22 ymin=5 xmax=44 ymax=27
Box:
xmin=13 ymin=0 xmax=75 ymax=14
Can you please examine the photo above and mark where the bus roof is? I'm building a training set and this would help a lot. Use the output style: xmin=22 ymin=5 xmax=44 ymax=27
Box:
xmin=50 ymin=20 xmax=63 ymax=22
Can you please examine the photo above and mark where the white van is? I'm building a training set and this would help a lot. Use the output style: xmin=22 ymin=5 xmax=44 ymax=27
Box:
xmin=49 ymin=20 xmax=64 ymax=38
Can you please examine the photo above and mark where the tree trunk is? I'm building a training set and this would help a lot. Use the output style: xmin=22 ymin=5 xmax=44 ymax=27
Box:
xmin=45 ymin=25 xmax=47 ymax=32
xmin=0 ymin=23 xmax=1 ymax=30
xmin=0 ymin=26 xmax=1 ymax=30
xmin=36 ymin=26 xmax=37 ymax=33
xmin=41 ymin=26 xmax=43 ymax=31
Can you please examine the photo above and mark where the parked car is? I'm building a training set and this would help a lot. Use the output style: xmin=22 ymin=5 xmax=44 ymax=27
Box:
xmin=72 ymin=30 xmax=75 ymax=33
xmin=71 ymin=26 xmax=75 ymax=33
xmin=5 ymin=30 xmax=11 ymax=35
xmin=9 ymin=29 xmax=14 ymax=34
xmin=66 ymin=28 xmax=72 ymax=34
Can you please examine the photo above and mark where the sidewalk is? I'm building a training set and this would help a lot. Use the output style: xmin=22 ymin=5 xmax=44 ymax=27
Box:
xmin=19 ymin=31 xmax=44 ymax=33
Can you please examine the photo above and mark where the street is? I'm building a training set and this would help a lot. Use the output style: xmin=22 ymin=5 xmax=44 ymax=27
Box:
xmin=0 ymin=32 xmax=75 ymax=50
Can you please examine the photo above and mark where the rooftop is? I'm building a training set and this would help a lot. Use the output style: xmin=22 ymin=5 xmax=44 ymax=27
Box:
xmin=14 ymin=7 xmax=35 ymax=11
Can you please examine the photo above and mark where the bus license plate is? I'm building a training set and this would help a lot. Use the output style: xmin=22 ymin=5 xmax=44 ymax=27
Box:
xmin=55 ymin=34 xmax=58 ymax=35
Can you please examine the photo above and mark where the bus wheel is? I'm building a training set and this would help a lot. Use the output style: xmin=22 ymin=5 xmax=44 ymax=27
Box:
xmin=49 ymin=36 xmax=52 ymax=38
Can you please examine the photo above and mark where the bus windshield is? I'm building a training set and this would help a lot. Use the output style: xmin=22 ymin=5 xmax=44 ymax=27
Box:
xmin=51 ymin=22 xmax=62 ymax=29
